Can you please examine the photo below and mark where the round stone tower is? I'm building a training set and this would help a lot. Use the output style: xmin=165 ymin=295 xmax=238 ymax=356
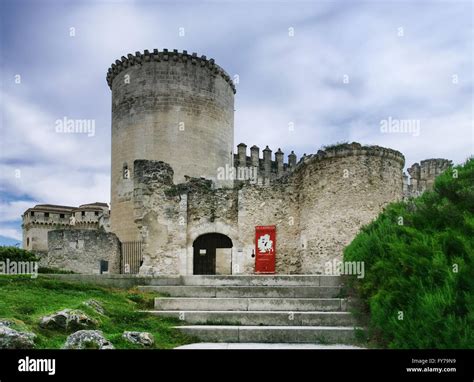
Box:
xmin=107 ymin=49 xmax=235 ymax=241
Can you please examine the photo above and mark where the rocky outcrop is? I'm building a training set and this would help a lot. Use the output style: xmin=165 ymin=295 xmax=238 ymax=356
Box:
xmin=40 ymin=309 xmax=98 ymax=331
xmin=63 ymin=330 xmax=114 ymax=349
xmin=0 ymin=322 xmax=36 ymax=349
xmin=122 ymin=331 xmax=154 ymax=347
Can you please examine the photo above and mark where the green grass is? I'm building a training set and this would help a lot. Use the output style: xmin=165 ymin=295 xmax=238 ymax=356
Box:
xmin=0 ymin=276 xmax=195 ymax=349
xmin=344 ymin=157 xmax=474 ymax=349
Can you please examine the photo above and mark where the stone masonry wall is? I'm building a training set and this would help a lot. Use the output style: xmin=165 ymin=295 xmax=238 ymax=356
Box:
xmin=109 ymin=49 xmax=235 ymax=243
xmin=133 ymin=144 xmax=406 ymax=275
xmin=295 ymin=145 xmax=405 ymax=273
xmin=47 ymin=229 xmax=120 ymax=274
xmin=133 ymin=160 xmax=185 ymax=276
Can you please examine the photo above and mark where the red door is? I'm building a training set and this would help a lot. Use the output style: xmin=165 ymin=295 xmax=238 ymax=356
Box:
xmin=255 ymin=226 xmax=276 ymax=273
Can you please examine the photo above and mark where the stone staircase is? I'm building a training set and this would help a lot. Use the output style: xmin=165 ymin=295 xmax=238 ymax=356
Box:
xmin=139 ymin=275 xmax=361 ymax=344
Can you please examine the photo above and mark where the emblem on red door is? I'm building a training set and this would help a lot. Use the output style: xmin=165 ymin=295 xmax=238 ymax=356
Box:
xmin=255 ymin=225 xmax=276 ymax=274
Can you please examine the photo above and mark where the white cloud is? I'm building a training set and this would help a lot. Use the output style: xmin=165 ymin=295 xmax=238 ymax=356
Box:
xmin=0 ymin=201 xmax=36 ymax=223
xmin=0 ymin=228 xmax=22 ymax=241
xmin=0 ymin=1 xmax=472 ymax=245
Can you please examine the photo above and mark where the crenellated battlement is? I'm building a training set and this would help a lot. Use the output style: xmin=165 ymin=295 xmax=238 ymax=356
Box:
xmin=403 ymin=158 xmax=452 ymax=198
xmin=233 ymin=142 xmax=405 ymax=185
xmin=300 ymin=142 xmax=405 ymax=167
xmin=106 ymin=49 xmax=236 ymax=93
xmin=233 ymin=143 xmax=298 ymax=184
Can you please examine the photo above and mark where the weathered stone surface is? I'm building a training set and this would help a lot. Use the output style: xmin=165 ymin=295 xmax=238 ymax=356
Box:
xmin=122 ymin=331 xmax=154 ymax=347
xmin=133 ymin=144 xmax=410 ymax=276
xmin=110 ymin=50 xmax=235 ymax=242
xmin=40 ymin=309 xmax=98 ymax=331
xmin=0 ymin=323 xmax=36 ymax=349
xmin=83 ymin=299 xmax=105 ymax=315
xmin=22 ymin=202 xmax=110 ymax=255
xmin=63 ymin=330 xmax=114 ymax=349
xmin=46 ymin=230 xmax=120 ymax=274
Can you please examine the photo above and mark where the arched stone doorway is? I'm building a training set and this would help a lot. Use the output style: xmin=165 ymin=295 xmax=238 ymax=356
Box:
xmin=193 ymin=233 xmax=233 ymax=275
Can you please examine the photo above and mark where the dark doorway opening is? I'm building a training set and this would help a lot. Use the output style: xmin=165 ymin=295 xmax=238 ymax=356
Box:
xmin=100 ymin=260 xmax=109 ymax=274
xmin=193 ymin=233 xmax=233 ymax=275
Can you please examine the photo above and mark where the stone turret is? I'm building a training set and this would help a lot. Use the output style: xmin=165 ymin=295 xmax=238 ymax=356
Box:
xmin=250 ymin=146 xmax=260 ymax=168
xmin=237 ymin=143 xmax=247 ymax=167
xmin=108 ymin=49 xmax=235 ymax=241
xmin=275 ymin=148 xmax=284 ymax=175
xmin=263 ymin=146 xmax=272 ymax=178
xmin=404 ymin=158 xmax=452 ymax=198
xmin=288 ymin=151 xmax=297 ymax=169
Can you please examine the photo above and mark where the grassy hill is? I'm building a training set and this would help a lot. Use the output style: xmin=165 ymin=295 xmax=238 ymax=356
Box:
xmin=0 ymin=276 xmax=193 ymax=349
xmin=344 ymin=158 xmax=474 ymax=348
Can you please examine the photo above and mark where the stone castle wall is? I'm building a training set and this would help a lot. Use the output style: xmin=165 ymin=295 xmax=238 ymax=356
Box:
xmin=22 ymin=204 xmax=110 ymax=254
xmin=295 ymin=146 xmax=404 ymax=273
xmin=403 ymin=158 xmax=452 ymax=198
xmin=47 ymin=229 xmax=120 ymax=274
xmin=133 ymin=143 xmax=406 ymax=276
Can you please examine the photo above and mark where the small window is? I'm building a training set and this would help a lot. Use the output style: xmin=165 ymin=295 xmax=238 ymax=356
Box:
xmin=60 ymin=214 xmax=65 ymax=218
xmin=44 ymin=212 xmax=49 ymax=218
xmin=81 ymin=211 xmax=85 ymax=217
xmin=95 ymin=211 xmax=99 ymax=216
xmin=30 ymin=211 xmax=35 ymax=217
xmin=26 ymin=237 xmax=30 ymax=247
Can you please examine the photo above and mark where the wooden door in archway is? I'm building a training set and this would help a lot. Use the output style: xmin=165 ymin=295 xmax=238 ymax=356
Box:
xmin=193 ymin=233 xmax=233 ymax=275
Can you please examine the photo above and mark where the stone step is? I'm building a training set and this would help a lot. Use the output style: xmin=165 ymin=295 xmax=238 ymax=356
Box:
xmin=140 ymin=285 xmax=341 ymax=298
xmin=148 ymin=310 xmax=356 ymax=326
xmin=176 ymin=325 xmax=359 ymax=344
xmin=154 ymin=297 xmax=348 ymax=311
xmin=180 ymin=275 xmax=341 ymax=287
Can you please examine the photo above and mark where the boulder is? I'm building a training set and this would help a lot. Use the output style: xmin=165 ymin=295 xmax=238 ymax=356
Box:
xmin=0 ymin=324 xmax=36 ymax=349
xmin=83 ymin=299 xmax=105 ymax=315
xmin=40 ymin=309 xmax=98 ymax=331
xmin=122 ymin=331 xmax=154 ymax=347
xmin=63 ymin=330 xmax=114 ymax=349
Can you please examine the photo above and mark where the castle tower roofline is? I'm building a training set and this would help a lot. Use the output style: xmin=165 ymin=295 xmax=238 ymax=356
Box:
xmin=298 ymin=142 xmax=405 ymax=168
xmin=106 ymin=49 xmax=236 ymax=93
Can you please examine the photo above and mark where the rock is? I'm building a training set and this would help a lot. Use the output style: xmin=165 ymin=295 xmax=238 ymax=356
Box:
xmin=0 ymin=319 xmax=13 ymax=327
xmin=83 ymin=299 xmax=105 ymax=315
xmin=0 ymin=325 xmax=36 ymax=349
xmin=40 ymin=309 xmax=98 ymax=331
xmin=63 ymin=330 xmax=114 ymax=349
xmin=122 ymin=331 xmax=154 ymax=347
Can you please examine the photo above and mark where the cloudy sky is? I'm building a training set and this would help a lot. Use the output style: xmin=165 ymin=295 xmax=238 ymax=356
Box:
xmin=0 ymin=0 xmax=472 ymax=245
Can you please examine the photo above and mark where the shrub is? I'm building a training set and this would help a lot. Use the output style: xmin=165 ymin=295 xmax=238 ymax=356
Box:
xmin=0 ymin=246 xmax=38 ymax=263
xmin=344 ymin=158 xmax=474 ymax=348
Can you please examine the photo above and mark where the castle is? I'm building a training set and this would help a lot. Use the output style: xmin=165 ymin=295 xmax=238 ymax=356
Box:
xmin=22 ymin=49 xmax=452 ymax=275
